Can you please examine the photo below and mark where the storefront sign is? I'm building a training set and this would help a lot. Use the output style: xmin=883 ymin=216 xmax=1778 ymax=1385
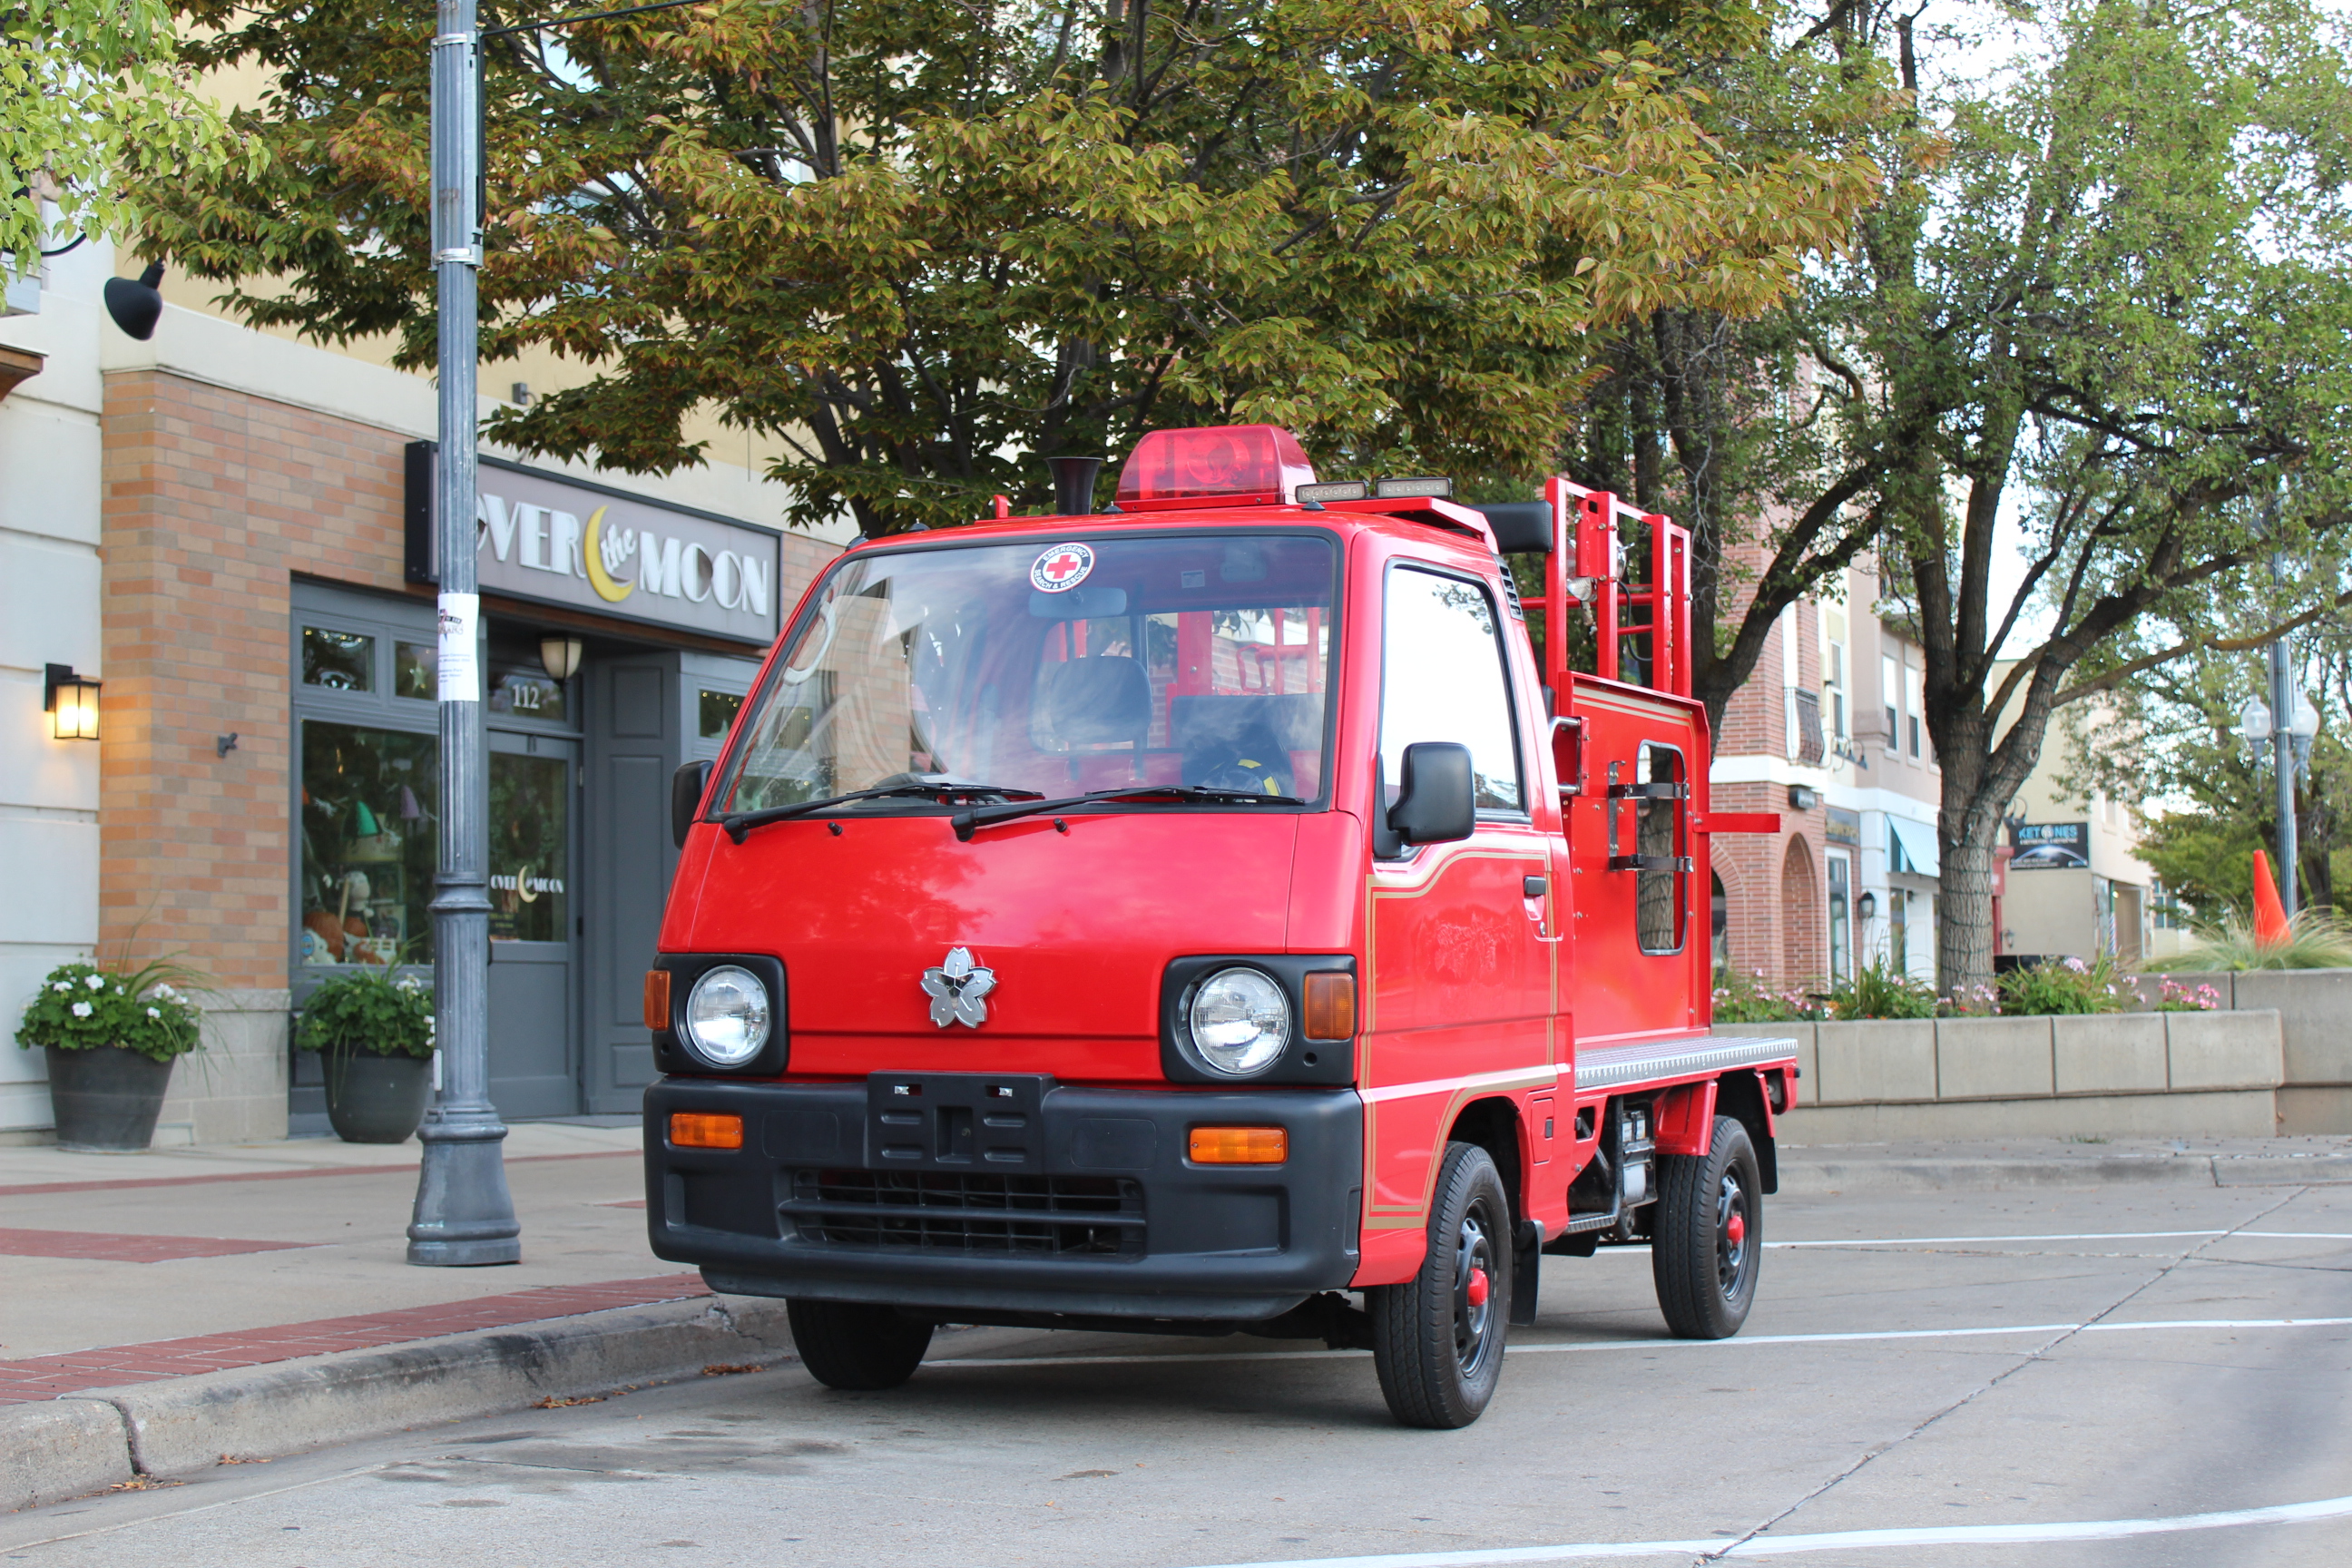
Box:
xmin=2010 ymin=819 xmax=2088 ymax=870
xmin=1825 ymin=806 xmax=1862 ymax=847
xmin=406 ymin=444 xmax=782 ymax=644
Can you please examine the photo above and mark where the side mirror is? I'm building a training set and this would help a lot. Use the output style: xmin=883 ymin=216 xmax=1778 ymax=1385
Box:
xmin=1389 ymin=741 xmax=1475 ymax=847
xmin=671 ymin=760 xmax=712 ymax=849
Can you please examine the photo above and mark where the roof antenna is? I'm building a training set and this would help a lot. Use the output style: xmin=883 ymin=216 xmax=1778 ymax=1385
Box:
xmin=1046 ymin=456 xmax=1103 ymax=518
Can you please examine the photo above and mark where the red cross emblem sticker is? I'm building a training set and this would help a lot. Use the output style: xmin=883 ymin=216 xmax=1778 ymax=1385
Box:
xmin=1031 ymin=542 xmax=1095 ymax=593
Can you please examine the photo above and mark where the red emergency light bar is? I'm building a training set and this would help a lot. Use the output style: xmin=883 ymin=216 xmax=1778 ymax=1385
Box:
xmin=1115 ymin=425 xmax=1318 ymax=512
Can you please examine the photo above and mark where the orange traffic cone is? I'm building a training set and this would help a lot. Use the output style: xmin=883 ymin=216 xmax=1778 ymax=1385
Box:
xmin=2251 ymin=850 xmax=2290 ymax=947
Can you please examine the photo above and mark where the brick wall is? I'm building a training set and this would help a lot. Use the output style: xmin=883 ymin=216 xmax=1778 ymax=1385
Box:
xmin=99 ymin=370 xmax=420 ymax=989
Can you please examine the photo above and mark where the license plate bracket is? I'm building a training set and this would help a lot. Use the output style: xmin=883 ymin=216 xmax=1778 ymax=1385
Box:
xmin=865 ymin=1072 xmax=1053 ymax=1173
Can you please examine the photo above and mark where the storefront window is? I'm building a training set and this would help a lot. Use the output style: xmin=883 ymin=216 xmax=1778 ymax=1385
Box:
xmin=489 ymin=752 xmax=569 ymax=942
xmin=488 ymin=663 xmax=566 ymax=723
xmin=1827 ymin=852 xmax=1852 ymax=984
xmin=700 ymin=688 xmax=745 ymax=740
xmin=299 ymin=721 xmax=436 ymax=965
xmin=394 ymin=641 xmax=436 ymax=701
xmin=302 ymin=627 xmax=374 ymax=692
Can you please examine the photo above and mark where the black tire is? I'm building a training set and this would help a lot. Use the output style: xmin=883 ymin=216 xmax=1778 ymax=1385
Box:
xmin=786 ymin=1299 xmax=935 ymax=1391
xmin=1369 ymin=1141 xmax=1513 ymax=1428
xmin=1651 ymin=1113 xmax=1762 ymax=1339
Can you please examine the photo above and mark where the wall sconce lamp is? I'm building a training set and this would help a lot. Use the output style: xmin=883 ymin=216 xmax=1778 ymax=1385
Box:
xmin=1788 ymin=784 xmax=1820 ymax=812
xmin=1855 ymin=890 xmax=1877 ymax=921
xmin=44 ymin=664 xmax=101 ymax=740
xmin=539 ymin=634 xmax=584 ymax=682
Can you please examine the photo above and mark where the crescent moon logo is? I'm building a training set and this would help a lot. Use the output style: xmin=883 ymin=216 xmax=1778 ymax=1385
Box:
xmin=583 ymin=506 xmax=633 ymax=603
xmin=514 ymin=865 xmax=539 ymax=904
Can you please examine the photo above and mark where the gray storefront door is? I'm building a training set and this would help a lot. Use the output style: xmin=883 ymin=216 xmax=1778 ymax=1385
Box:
xmin=485 ymin=729 xmax=582 ymax=1118
xmin=580 ymin=651 xmax=760 ymax=1113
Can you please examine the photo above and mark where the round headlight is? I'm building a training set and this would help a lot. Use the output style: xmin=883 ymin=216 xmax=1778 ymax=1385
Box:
xmin=1187 ymin=967 xmax=1289 ymax=1076
xmin=682 ymin=965 xmax=770 ymax=1066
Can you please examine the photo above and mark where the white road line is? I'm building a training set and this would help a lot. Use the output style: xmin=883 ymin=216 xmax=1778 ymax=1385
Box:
xmin=1762 ymin=1230 xmax=2352 ymax=1248
xmin=1179 ymin=1490 xmax=2352 ymax=1567
xmin=926 ymin=1316 xmax=2352 ymax=1371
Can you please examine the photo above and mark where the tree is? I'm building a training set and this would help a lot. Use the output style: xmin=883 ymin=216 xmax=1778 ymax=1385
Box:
xmin=2 ymin=0 xmax=232 ymax=270
xmin=1545 ymin=15 xmax=1921 ymax=730
xmin=137 ymin=0 xmax=1886 ymax=534
xmin=2066 ymin=606 xmax=2352 ymax=920
xmin=1765 ymin=0 xmax=2352 ymax=994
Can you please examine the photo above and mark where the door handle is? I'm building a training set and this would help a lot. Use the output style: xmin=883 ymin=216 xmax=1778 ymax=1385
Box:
xmin=1524 ymin=876 xmax=1547 ymax=898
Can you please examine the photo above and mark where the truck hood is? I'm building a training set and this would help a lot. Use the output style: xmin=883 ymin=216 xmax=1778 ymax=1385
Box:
xmin=671 ymin=810 xmax=1304 ymax=1083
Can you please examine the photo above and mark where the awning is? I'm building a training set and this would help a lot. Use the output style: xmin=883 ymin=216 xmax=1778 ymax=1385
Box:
xmin=1888 ymin=816 xmax=1940 ymax=877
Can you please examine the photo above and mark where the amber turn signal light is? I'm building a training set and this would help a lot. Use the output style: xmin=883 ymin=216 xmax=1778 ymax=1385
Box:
xmin=1302 ymin=971 xmax=1356 ymax=1040
xmin=1189 ymin=1125 xmax=1288 ymax=1164
xmin=669 ymin=1112 xmax=742 ymax=1151
xmin=642 ymin=969 xmax=671 ymax=1031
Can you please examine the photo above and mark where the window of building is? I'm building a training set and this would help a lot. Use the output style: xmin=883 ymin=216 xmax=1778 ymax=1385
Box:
xmin=1889 ymin=886 xmax=1909 ymax=973
xmin=700 ymin=688 xmax=747 ymax=740
xmin=300 ymin=720 xmax=436 ymax=967
xmin=393 ymin=642 xmax=436 ymax=701
xmin=1882 ymin=652 xmax=1899 ymax=753
xmin=1906 ymin=662 xmax=1924 ymax=759
xmin=302 ymin=627 xmax=375 ymax=692
xmin=1826 ymin=852 xmax=1852 ymax=983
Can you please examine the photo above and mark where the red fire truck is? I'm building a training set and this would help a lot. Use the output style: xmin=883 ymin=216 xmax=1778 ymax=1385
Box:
xmin=642 ymin=425 xmax=1798 ymax=1428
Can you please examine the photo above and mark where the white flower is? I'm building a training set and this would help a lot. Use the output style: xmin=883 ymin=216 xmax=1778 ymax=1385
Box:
xmin=83 ymin=974 xmax=106 ymax=990
xmin=152 ymin=984 xmax=178 ymax=1000
xmin=71 ymin=1001 xmax=93 ymax=1019
xmin=147 ymin=1006 xmax=162 ymax=1019
xmin=51 ymin=981 xmax=70 ymax=994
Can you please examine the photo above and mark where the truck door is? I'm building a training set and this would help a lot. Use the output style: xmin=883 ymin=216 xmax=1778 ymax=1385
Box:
xmin=1363 ymin=564 xmax=1553 ymax=1224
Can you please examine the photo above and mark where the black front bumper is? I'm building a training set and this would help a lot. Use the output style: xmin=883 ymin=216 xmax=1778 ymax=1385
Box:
xmin=643 ymin=1074 xmax=1363 ymax=1322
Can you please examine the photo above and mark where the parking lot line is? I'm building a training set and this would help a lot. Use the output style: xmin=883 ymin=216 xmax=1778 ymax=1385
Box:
xmin=1181 ymin=1489 xmax=2352 ymax=1566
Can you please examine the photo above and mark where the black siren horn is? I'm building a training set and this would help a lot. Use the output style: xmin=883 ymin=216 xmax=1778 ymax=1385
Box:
xmin=1046 ymin=456 xmax=1104 ymax=518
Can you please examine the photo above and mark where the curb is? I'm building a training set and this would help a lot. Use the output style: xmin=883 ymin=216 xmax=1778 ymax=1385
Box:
xmin=3 ymin=1294 xmax=796 ymax=1512
xmin=1778 ymin=1152 xmax=2352 ymax=1193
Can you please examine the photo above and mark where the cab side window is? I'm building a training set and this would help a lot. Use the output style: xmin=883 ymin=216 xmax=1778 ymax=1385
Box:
xmin=1380 ymin=568 xmax=1523 ymax=814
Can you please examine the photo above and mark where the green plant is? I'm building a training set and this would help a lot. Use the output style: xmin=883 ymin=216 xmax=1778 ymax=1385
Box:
xmin=1825 ymin=957 xmax=1937 ymax=1021
xmin=2166 ymin=908 xmax=2352 ymax=972
xmin=1996 ymin=955 xmax=2130 ymax=1016
xmin=297 ymin=968 xmax=435 ymax=1060
xmin=15 ymin=958 xmax=203 ymax=1062
xmin=1710 ymin=967 xmax=1818 ymax=1024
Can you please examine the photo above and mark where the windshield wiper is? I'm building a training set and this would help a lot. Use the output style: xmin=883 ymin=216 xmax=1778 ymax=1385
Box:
xmin=952 ymin=783 xmax=1306 ymax=842
xmin=722 ymin=779 xmax=1044 ymax=844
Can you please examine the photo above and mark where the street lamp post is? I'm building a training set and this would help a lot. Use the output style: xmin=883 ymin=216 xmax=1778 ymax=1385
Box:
xmin=409 ymin=0 xmax=521 ymax=1266
xmin=2239 ymin=654 xmax=2322 ymax=919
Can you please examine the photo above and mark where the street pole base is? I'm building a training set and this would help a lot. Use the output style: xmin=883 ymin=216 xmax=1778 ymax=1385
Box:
xmin=407 ymin=1111 xmax=522 ymax=1268
xmin=407 ymin=1235 xmax=524 ymax=1267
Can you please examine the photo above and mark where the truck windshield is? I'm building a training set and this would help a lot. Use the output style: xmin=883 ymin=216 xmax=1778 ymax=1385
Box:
xmin=713 ymin=531 xmax=1338 ymax=818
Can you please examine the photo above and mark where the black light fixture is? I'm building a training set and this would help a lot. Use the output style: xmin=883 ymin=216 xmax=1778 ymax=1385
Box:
xmin=1856 ymin=890 xmax=1877 ymax=921
xmin=1788 ymin=784 xmax=1819 ymax=812
xmin=103 ymin=261 xmax=166 ymax=340
xmin=44 ymin=663 xmax=101 ymax=741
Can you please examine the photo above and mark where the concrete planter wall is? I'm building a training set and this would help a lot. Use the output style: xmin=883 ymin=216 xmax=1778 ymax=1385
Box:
xmin=150 ymin=988 xmax=290 ymax=1146
xmin=1715 ymin=1010 xmax=2284 ymax=1141
xmin=2134 ymin=969 xmax=2352 ymax=1134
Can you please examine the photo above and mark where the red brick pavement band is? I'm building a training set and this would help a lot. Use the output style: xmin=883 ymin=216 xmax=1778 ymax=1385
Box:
xmin=0 ymin=1228 xmax=313 ymax=1263
xmin=0 ymin=1273 xmax=711 ymax=1404
xmin=0 ymin=1147 xmax=634 ymax=1200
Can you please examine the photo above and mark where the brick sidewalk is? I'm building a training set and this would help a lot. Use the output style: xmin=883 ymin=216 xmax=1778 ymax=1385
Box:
xmin=0 ymin=1273 xmax=713 ymax=1404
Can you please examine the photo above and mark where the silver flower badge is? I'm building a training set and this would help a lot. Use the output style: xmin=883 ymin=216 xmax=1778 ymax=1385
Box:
xmin=920 ymin=946 xmax=996 ymax=1029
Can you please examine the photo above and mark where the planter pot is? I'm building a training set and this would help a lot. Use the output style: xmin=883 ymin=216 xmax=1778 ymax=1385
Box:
xmin=44 ymin=1045 xmax=176 ymax=1152
xmin=322 ymin=1050 xmax=434 ymax=1144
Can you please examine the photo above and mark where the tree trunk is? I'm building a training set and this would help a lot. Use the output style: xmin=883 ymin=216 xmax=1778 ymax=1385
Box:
xmin=1937 ymin=809 xmax=2002 ymax=1003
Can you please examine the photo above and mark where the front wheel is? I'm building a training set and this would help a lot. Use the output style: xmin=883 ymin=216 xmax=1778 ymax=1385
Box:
xmin=1651 ymin=1114 xmax=1762 ymax=1339
xmin=786 ymin=1299 xmax=935 ymax=1390
xmin=1369 ymin=1141 xmax=1513 ymax=1428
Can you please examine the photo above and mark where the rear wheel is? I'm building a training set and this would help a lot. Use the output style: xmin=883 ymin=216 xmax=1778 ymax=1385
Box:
xmin=786 ymin=1299 xmax=935 ymax=1390
xmin=1651 ymin=1113 xmax=1761 ymax=1339
xmin=1370 ymin=1141 xmax=1513 ymax=1428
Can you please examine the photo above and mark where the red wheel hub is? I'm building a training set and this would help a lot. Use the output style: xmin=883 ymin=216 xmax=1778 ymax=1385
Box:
xmin=1727 ymin=1211 xmax=1746 ymax=1248
xmin=1465 ymin=1266 xmax=1490 ymax=1308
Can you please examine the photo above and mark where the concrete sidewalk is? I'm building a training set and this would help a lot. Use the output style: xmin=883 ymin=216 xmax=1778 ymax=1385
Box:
xmin=5 ymin=1125 xmax=2350 ymax=1513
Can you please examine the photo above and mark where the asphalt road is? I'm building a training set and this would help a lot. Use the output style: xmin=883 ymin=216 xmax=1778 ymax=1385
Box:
xmin=6 ymin=1181 xmax=2348 ymax=1567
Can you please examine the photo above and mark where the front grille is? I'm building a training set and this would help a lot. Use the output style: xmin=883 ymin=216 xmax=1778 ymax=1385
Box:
xmin=783 ymin=1170 xmax=1145 ymax=1257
